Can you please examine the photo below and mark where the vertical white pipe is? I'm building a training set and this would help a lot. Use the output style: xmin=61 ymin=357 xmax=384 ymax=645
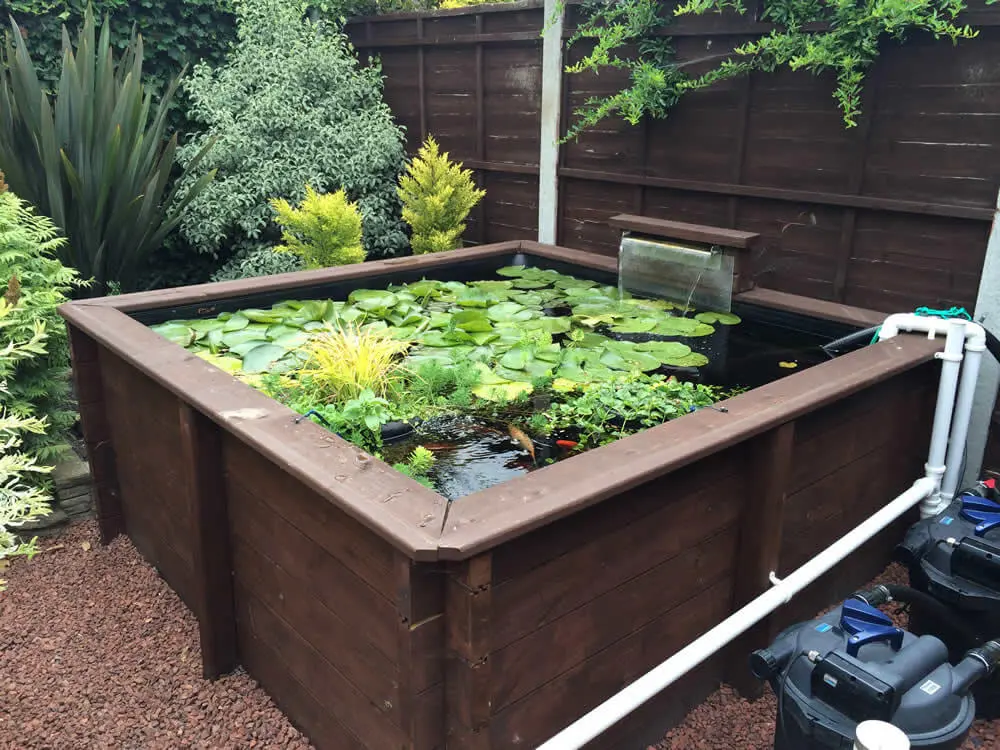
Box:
xmin=537 ymin=0 xmax=564 ymax=245
xmin=964 ymin=189 xmax=1000 ymax=487
xmin=922 ymin=320 xmax=968 ymax=517
xmin=942 ymin=342 xmax=986 ymax=501
xmin=854 ymin=720 xmax=910 ymax=750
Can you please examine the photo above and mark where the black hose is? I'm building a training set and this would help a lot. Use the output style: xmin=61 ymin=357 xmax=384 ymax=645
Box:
xmin=985 ymin=326 xmax=1000 ymax=364
xmin=853 ymin=584 xmax=981 ymax=649
xmin=822 ymin=325 xmax=881 ymax=357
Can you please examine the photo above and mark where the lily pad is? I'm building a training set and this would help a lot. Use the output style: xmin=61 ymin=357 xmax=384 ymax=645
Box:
xmin=456 ymin=287 xmax=490 ymax=308
xmin=222 ymin=314 xmax=250 ymax=332
xmin=472 ymin=382 xmax=533 ymax=402
xmin=667 ymin=352 xmax=710 ymax=367
xmin=273 ymin=331 xmax=310 ymax=349
xmin=350 ymin=289 xmax=398 ymax=311
xmin=610 ymin=318 xmax=657 ymax=334
xmin=196 ymin=351 xmax=243 ymax=374
xmin=487 ymin=302 xmax=533 ymax=323
xmin=500 ymin=346 xmax=529 ymax=370
xmin=452 ymin=310 xmax=493 ymax=332
xmin=695 ymin=311 xmax=742 ymax=325
xmin=496 ymin=265 xmax=527 ymax=278
xmin=653 ymin=317 xmax=716 ymax=337
xmin=242 ymin=344 xmax=288 ymax=373
xmin=152 ymin=323 xmax=196 ymax=347
xmin=512 ymin=278 xmax=551 ymax=290
xmin=229 ymin=339 xmax=272 ymax=357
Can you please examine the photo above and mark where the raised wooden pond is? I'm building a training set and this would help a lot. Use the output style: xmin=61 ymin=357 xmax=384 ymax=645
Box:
xmin=61 ymin=241 xmax=942 ymax=749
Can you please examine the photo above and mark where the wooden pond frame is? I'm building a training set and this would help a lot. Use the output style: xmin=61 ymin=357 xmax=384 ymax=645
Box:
xmin=61 ymin=241 xmax=944 ymax=749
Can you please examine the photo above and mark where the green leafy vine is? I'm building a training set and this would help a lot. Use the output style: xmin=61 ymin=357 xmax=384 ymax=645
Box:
xmin=562 ymin=0 xmax=985 ymax=140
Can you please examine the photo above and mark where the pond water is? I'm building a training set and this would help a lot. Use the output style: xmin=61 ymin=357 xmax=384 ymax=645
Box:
xmin=149 ymin=264 xmax=841 ymax=501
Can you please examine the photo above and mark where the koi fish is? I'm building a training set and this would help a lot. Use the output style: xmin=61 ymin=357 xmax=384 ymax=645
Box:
xmin=556 ymin=439 xmax=578 ymax=449
xmin=508 ymin=424 xmax=536 ymax=461
xmin=420 ymin=442 xmax=455 ymax=452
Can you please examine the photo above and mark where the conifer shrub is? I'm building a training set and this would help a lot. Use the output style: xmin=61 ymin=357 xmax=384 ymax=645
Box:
xmin=0 ymin=185 xmax=82 ymax=464
xmin=271 ymin=187 xmax=365 ymax=269
xmin=398 ymin=136 xmax=486 ymax=255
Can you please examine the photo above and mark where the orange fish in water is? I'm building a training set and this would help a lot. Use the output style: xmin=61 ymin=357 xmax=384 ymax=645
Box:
xmin=556 ymin=439 xmax=578 ymax=449
xmin=420 ymin=443 xmax=455 ymax=452
xmin=507 ymin=424 xmax=536 ymax=461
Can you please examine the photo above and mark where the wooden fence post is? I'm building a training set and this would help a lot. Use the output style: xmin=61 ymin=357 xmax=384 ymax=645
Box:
xmin=965 ymin=188 xmax=1000 ymax=486
xmin=68 ymin=327 xmax=124 ymax=544
xmin=178 ymin=403 xmax=238 ymax=679
xmin=537 ymin=0 xmax=563 ymax=244
xmin=727 ymin=422 xmax=795 ymax=697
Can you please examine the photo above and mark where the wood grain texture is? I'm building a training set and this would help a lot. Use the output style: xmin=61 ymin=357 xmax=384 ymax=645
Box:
xmin=348 ymin=4 xmax=1000 ymax=313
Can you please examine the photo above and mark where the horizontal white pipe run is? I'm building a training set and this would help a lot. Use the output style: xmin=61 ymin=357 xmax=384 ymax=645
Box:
xmin=536 ymin=476 xmax=936 ymax=750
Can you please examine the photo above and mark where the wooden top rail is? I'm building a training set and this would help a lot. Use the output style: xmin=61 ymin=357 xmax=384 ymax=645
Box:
xmin=608 ymin=214 xmax=761 ymax=250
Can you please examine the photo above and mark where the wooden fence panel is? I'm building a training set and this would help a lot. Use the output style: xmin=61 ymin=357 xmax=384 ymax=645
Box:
xmin=348 ymin=0 xmax=1000 ymax=313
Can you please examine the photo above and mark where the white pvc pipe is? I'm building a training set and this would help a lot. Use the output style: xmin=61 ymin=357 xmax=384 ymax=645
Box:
xmin=879 ymin=317 xmax=970 ymax=517
xmin=854 ymin=720 xmax=910 ymax=750
xmin=535 ymin=476 xmax=936 ymax=750
xmin=941 ymin=340 xmax=986 ymax=503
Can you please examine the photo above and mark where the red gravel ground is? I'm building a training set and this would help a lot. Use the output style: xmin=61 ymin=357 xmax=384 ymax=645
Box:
xmin=3 ymin=523 xmax=1000 ymax=749
xmin=0 ymin=521 xmax=313 ymax=750
xmin=656 ymin=563 xmax=1000 ymax=750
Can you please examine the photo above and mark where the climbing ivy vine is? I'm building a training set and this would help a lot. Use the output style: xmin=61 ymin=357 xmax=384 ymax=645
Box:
xmin=562 ymin=0 xmax=986 ymax=141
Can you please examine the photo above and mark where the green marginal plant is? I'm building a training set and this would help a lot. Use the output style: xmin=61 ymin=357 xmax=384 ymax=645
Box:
xmin=0 ymin=409 xmax=52 ymax=581
xmin=398 ymin=135 xmax=486 ymax=255
xmin=561 ymin=0 xmax=984 ymax=139
xmin=271 ymin=186 xmax=366 ymax=269
xmin=391 ymin=445 xmax=436 ymax=489
xmin=0 ymin=187 xmax=82 ymax=463
xmin=0 ymin=8 xmax=216 ymax=294
xmin=298 ymin=322 xmax=410 ymax=402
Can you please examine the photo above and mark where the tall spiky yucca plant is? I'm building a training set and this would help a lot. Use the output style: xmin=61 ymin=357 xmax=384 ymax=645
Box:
xmin=0 ymin=7 xmax=216 ymax=294
xmin=397 ymin=136 xmax=485 ymax=255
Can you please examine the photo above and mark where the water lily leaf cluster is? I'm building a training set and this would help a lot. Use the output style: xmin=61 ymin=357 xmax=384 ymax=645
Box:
xmin=151 ymin=265 xmax=740 ymax=399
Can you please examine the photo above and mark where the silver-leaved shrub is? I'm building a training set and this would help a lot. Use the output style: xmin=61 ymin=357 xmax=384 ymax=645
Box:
xmin=176 ymin=0 xmax=408 ymax=264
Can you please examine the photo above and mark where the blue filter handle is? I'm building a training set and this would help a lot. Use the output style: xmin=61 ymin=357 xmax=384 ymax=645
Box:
xmin=840 ymin=599 xmax=904 ymax=658
xmin=959 ymin=494 xmax=1000 ymax=537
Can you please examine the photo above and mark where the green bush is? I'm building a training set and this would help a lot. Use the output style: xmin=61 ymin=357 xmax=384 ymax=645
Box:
xmin=176 ymin=0 xmax=408 ymax=263
xmin=272 ymin=186 xmax=365 ymax=269
xmin=1 ymin=0 xmax=238 ymax=133
xmin=0 ymin=8 xmax=216 ymax=294
xmin=0 ymin=408 xmax=52 ymax=576
xmin=211 ymin=242 xmax=304 ymax=282
xmin=398 ymin=135 xmax=485 ymax=255
xmin=0 ymin=187 xmax=82 ymax=464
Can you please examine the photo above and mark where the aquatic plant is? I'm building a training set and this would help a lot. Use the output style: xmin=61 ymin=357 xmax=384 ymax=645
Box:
xmin=543 ymin=373 xmax=719 ymax=448
xmin=299 ymin=323 xmax=410 ymax=403
xmin=392 ymin=445 xmax=436 ymax=490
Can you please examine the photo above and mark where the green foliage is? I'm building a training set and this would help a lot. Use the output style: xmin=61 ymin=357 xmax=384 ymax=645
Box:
xmin=0 ymin=8 xmax=216 ymax=293
xmin=299 ymin=389 xmax=392 ymax=454
xmin=391 ymin=445 xmax=436 ymax=489
xmin=399 ymin=359 xmax=483 ymax=415
xmin=0 ymin=189 xmax=81 ymax=464
xmin=0 ymin=409 xmax=52 ymax=577
xmin=563 ymin=0 xmax=983 ymax=137
xmin=0 ymin=0 xmax=238 ymax=134
xmin=398 ymin=135 xmax=485 ymax=255
xmin=542 ymin=373 xmax=718 ymax=448
xmin=176 ymin=0 xmax=408 ymax=260
xmin=272 ymin=186 xmax=366 ymax=270
xmin=211 ymin=242 xmax=304 ymax=282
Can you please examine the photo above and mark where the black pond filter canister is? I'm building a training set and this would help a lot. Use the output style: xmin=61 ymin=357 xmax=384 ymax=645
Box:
xmin=750 ymin=597 xmax=1000 ymax=749
xmin=897 ymin=486 xmax=1000 ymax=718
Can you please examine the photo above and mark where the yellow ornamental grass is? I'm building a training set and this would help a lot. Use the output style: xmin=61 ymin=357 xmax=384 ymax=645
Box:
xmin=299 ymin=323 xmax=410 ymax=403
xmin=398 ymin=135 xmax=486 ymax=255
xmin=271 ymin=186 xmax=366 ymax=270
